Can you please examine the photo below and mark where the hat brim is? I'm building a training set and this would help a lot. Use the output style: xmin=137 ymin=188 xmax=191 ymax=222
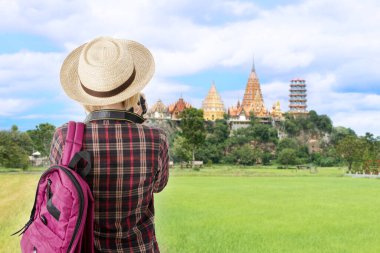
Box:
xmin=60 ymin=39 xmax=155 ymax=106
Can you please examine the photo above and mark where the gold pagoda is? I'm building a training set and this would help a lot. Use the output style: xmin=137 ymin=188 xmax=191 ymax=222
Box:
xmin=202 ymin=82 xmax=225 ymax=121
xmin=229 ymin=60 xmax=268 ymax=120
xmin=270 ymin=101 xmax=284 ymax=120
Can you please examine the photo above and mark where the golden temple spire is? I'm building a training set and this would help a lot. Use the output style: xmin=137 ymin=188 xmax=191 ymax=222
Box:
xmin=202 ymin=82 xmax=225 ymax=121
xmin=210 ymin=81 xmax=217 ymax=92
xmin=249 ymin=56 xmax=258 ymax=79
xmin=251 ymin=55 xmax=256 ymax=73
xmin=241 ymin=60 xmax=268 ymax=117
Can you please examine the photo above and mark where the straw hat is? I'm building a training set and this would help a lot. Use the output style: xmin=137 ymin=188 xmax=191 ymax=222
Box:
xmin=60 ymin=36 xmax=155 ymax=106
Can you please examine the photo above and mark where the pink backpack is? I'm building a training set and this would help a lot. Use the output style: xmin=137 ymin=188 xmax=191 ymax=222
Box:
xmin=14 ymin=122 xmax=94 ymax=253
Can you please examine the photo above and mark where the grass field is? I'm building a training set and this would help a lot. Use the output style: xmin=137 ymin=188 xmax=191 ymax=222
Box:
xmin=1 ymin=166 xmax=380 ymax=252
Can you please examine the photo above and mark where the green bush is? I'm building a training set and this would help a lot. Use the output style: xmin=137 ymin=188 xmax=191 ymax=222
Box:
xmin=277 ymin=148 xmax=298 ymax=167
xmin=224 ymin=144 xmax=261 ymax=166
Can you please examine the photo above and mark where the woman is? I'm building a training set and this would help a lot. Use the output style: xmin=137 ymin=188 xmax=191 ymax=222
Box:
xmin=50 ymin=37 xmax=169 ymax=252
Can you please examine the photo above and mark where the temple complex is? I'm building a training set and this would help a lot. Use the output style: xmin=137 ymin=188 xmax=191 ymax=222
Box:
xmin=145 ymin=60 xmax=304 ymax=128
xmin=202 ymin=82 xmax=225 ymax=121
xmin=168 ymin=97 xmax=192 ymax=120
xmin=146 ymin=99 xmax=171 ymax=119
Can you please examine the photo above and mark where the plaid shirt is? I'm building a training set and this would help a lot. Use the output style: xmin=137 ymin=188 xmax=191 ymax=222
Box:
xmin=49 ymin=118 xmax=169 ymax=252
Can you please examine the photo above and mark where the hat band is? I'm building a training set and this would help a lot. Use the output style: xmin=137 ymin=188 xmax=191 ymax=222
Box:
xmin=81 ymin=68 xmax=136 ymax=98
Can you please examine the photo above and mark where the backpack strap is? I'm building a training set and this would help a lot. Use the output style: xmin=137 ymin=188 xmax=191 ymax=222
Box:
xmin=69 ymin=151 xmax=92 ymax=179
xmin=61 ymin=121 xmax=85 ymax=166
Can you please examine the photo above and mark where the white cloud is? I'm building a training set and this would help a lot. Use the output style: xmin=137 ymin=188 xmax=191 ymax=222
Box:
xmin=1 ymin=0 xmax=379 ymax=135
xmin=0 ymin=51 xmax=63 ymax=95
xmin=333 ymin=111 xmax=380 ymax=136
xmin=261 ymin=81 xmax=289 ymax=112
xmin=0 ymin=98 xmax=40 ymax=116
xmin=2 ymin=0 xmax=380 ymax=80
xmin=302 ymin=73 xmax=380 ymax=136
xmin=142 ymin=77 xmax=192 ymax=106
xmin=220 ymin=89 xmax=245 ymax=109
xmin=218 ymin=1 xmax=259 ymax=16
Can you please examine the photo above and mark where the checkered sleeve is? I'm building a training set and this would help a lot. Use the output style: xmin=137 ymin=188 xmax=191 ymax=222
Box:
xmin=154 ymin=129 xmax=169 ymax=193
xmin=49 ymin=127 xmax=63 ymax=166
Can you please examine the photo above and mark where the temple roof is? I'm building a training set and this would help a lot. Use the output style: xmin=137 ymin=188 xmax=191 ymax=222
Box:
xmin=168 ymin=98 xmax=192 ymax=113
xmin=202 ymin=82 xmax=225 ymax=111
xmin=148 ymin=99 xmax=168 ymax=113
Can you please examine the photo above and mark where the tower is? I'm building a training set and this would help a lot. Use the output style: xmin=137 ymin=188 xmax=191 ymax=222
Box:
xmin=202 ymin=82 xmax=225 ymax=121
xmin=241 ymin=60 xmax=267 ymax=117
xmin=289 ymin=79 xmax=308 ymax=114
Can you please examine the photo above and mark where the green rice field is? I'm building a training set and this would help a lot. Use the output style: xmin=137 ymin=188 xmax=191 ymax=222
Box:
xmin=1 ymin=166 xmax=380 ymax=252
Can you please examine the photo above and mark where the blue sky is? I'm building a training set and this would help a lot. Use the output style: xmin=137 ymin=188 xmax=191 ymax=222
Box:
xmin=0 ymin=0 xmax=379 ymax=136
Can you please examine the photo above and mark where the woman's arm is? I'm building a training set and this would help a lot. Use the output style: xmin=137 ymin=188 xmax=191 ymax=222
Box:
xmin=153 ymin=130 xmax=169 ymax=193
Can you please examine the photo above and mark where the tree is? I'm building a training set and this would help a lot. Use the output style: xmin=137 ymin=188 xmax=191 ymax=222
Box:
xmin=336 ymin=135 xmax=366 ymax=172
xmin=197 ymin=119 xmax=229 ymax=163
xmin=277 ymin=148 xmax=298 ymax=168
xmin=172 ymin=136 xmax=192 ymax=162
xmin=261 ymin=151 xmax=273 ymax=165
xmin=284 ymin=120 xmax=299 ymax=136
xmin=277 ymin=138 xmax=298 ymax=152
xmin=284 ymin=111 xmax=333 ymax=135
xmin=11 ymin=125 xmax=34 ymax=155
xmin=213 ymin=119 xmax=229 ymax=142
xmin=26 ymin=123 xmax=56 ymax=156
xmin=224 ymin=144 xmax=261 ymax=166
xmin=316 ymin=114 xmax=333 ymax=133
xmin=227 ymin=127 xmax=255 ymax=147
xmin=197 ymin=142 xmax=223 ymax=163
xmin=252 ymin=124 xmax=278 ymax=143
xmin=308 ymin=110 xmax=319 ymax=123
xmin=0 ymin=126 xmax=33 ymax=169
xmin=311 ymin=147 xmax=340 ymax=167
xmin=180 ymin=108 xmax=206 ymax=163
xmin=249 ymin=111 xmax=259 ymax=125
xmin=330 ymin=126 xmax=356 ymax=145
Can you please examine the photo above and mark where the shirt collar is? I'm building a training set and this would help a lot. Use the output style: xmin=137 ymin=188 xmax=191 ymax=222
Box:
xmin=84 ymin=110 xmax=145 ymax=124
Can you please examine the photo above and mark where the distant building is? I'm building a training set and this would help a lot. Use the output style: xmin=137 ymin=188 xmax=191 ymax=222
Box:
xmin=289 ymin=79 xmax=308 ymax=115
xmin=168 ymin=97 xmax=192 ymax=120
xmin=202 ymin=82 xmax=225 ymax=121
xmin=29 ymin=151 xmax=48 ymax=167
xmin=228 ymin=60 xmax=270 ymax=129
xmin=146 ymin=99 xmax=171 ymax=119
xmin=228 ymin=100 xmax=249 ymax=121
xmin=270 ymin=101 xmax=284 ymax=121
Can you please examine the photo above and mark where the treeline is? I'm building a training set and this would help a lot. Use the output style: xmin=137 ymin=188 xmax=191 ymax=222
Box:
xmin=0 ymin=123 xmax=55 ymax=169
xmin=170 ymin=108 xmax=380 ymax=171
xmin=2 ymin=111 xmax=379 ymax=172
